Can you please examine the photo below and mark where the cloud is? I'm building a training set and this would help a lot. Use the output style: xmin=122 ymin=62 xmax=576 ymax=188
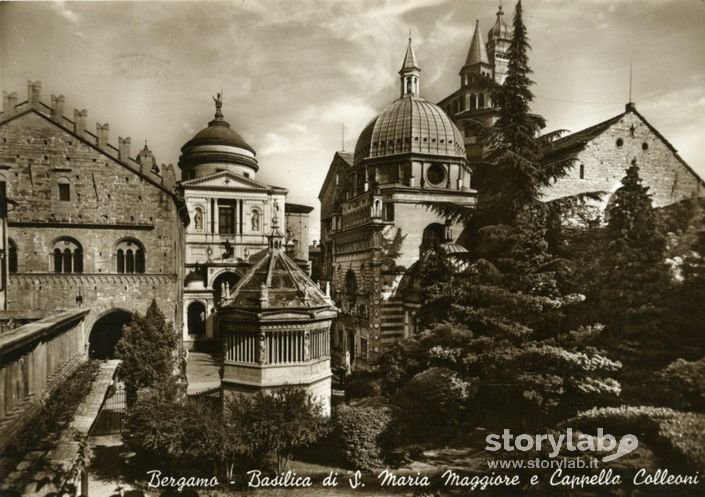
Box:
xmin=52 ymin=1 xmax=80 ymax=25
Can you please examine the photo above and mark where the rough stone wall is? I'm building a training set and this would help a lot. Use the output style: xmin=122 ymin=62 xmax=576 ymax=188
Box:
xmin=0 ymin=110 xmax=183 ymax=337
xmin=543 ymin=112 xmax=704 ymax=210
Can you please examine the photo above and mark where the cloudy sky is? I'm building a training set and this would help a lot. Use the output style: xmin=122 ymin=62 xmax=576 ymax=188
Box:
xmin=1 ymin=0 xmax=704 ymax=240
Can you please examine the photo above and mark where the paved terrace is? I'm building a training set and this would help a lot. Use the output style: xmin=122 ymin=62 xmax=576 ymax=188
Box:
xmin=186 ymin=351 xmax=221 ymax=394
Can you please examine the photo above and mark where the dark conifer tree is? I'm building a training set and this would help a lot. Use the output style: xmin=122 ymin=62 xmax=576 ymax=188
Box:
xmin=385 ymin=1 xmax=621 ymax=429
xmin=116 ymin=299 xmax=178 ymax=404
xmin=599 ymin=164 xmax=672 ymax=364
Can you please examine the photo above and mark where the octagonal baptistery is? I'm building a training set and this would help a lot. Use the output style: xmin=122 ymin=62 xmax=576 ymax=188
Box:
xmin=178 ymin=97 xmax=258 ymax=180
xmin=217 ymin=237 xmax=338 ymax=414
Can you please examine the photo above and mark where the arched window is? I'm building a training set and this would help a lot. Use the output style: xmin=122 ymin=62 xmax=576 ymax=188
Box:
xmin=8 ymin=238 xmax=17 ymax=273
xmin=420 ymin=223 xmax=444 ymax=254
xmin=52 ymin=237 xmax=82 ymax=273
xmin=115 ymin=238 xmax=146 ymax=274
xmin=116 ymin=249 xmax=125 ymax=273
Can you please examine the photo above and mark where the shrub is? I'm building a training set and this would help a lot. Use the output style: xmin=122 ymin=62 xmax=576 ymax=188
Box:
xmin=394 ymin=367 xmax=477 ymax=441
xmin=566 ymin=405 xmax=676 ymax=437
xmin=224 ymin=386 xmax=329 ymax=472
xmin=345 ymin=372 xmax=382 ymax=400
xmin=0 ymin=360 xmax=99 ymax=485
xmin=567 ymin=405 xmax=705 ymax=472
xmin=657 ymin=413 xmax=705 ymax=472
xmin=333 ymin=404 xmax=392 ymax=470
xmin=658 ymin=358 xmax=705 ymax=412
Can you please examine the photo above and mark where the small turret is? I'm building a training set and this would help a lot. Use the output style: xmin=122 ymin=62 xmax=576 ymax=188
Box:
xmin=399 ymin=36 xmax=421 ymax=98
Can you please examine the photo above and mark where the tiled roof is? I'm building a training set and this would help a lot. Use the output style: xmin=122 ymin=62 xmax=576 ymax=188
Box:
xmin=336 ymin=151 xmax=353 ymax=167
xmin=466 ymin=20 xmax=489 ymax=66
xmin=544 ymin=112 xmax=625 ymax=161
xmin=225 ymin=247 xmax=332 ymax=311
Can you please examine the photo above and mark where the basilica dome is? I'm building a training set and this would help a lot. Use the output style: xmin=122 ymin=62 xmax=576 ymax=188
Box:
xmin=353 ymin=96 xmax=466 ymax=165
xmin=179 ymin=94 xmax=259 ymax=179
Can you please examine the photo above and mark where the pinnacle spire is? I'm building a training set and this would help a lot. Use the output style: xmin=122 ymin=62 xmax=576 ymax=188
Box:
xmin=399 ymin=35 xmax=420 ymax=74
xmin=465 ymin=19 xmax=489 ymax=66
xmin=399 ymin=35 xmax=421 ymax=97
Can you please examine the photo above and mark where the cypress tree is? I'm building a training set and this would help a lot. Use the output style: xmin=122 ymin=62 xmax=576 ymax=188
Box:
xmin=599 ymin=164 xmax=672 ymax=364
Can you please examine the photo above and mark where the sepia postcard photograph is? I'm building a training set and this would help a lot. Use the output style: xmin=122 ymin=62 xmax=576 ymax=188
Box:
xmin=0 ymin=0 xmax=704 ymax=496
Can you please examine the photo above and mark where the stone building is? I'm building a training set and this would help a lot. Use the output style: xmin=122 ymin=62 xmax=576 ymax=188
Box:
xmin=543 ymin=103 xmax=704 ymax=211
xmin=319 ymin=40 xmax=476 ymax=366
xmin=284 ymin=202 xmax=313 ymax=272
xmin=438 ymin=4 xmax=704 ymax=209
xmin=178 ymin=96 xmax=316 ymax=351
xmin=0 ymin=82 xmax=187 ymax=359
xmin=217 ymin=218 xmax=337 ymax=414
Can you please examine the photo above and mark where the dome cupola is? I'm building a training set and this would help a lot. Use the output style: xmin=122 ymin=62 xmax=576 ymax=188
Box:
xmin=179 ymin=93 xmax=259 ymax=180
xmin=353 ymin=39 xmax=465 ymax=166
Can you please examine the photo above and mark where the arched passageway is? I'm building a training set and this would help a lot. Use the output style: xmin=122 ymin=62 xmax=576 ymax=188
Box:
xmin=187 ymin=301 xmax=206 ymax=335
xmin=89 ymin=310 xmax=133 ymax=359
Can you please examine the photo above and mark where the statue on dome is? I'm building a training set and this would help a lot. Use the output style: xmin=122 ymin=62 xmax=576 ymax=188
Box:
xmin=213 ymin=91 xmax=223 ymax=117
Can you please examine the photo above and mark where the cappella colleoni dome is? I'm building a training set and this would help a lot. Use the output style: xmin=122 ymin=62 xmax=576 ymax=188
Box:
xmin=353 ymin=97 xmax=466 ymax=165
xmin=178 ymin=94 xmax=259 ymax=180
xmin=353 ymin=38 xmax=465 ymax=166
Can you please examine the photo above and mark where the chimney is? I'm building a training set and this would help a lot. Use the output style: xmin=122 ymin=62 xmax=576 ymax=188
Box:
xmin=2 ymin=92 xmax=18 ymax=116
xmin=27 ymin=80 xmax=41 ymax=107
xmin=74 ymin=109 xmax=87 ymax=135
xmin=118 ymin=136 xmax=131 ymax=161
xmin=96 ymin=123 xmax=109 ymax=148
xmin=51 ymin=94 xmax=65 ymax=122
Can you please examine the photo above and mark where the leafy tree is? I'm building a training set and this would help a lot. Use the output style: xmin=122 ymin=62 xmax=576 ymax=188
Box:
xmin=224 ymin=386 xmax=329 ymax=472
xmin=116 ymin=299 xmax=178 ymax=404
xmin=124 ymin=379 xmax=188 ymax=460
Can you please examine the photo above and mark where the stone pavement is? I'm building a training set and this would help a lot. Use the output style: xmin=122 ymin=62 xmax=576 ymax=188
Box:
xmin=186 ymin=351 xmax=221 ymax=394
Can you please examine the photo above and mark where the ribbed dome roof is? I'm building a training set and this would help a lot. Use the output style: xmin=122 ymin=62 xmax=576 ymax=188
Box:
xmin=353 ymin=96 xmax=465 ymax=165
xmin=182 ymin=118 xmax=254 ymax=154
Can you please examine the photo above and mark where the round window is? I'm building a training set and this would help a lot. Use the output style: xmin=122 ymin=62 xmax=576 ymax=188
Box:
xmin=426 ymin=164 xmax=446 ymax=186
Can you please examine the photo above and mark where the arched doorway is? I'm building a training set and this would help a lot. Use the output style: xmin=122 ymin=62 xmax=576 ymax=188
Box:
xmin=89 ymin=310 xmax=133 ymax=359
xmin=213 ymin=272 xmax=240 ymax=307
xmin=187 ymin=301 xmax=206 ymax=335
